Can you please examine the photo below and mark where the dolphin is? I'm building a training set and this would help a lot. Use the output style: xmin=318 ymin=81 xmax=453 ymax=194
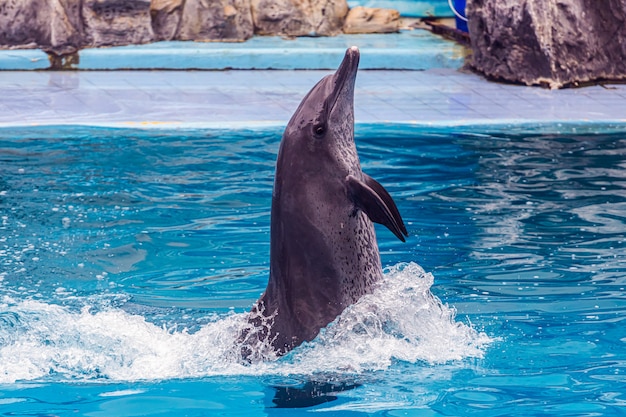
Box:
xmin=241 ymin=46 xmax=408 ymax=360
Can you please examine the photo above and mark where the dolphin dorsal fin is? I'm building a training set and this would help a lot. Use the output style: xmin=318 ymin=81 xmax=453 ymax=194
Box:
xmin=346 ymin=174 xmax=408 ymax=242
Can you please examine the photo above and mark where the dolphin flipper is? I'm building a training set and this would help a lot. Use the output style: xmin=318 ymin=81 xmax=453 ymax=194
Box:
xmin=362 ymin=173 xmax=408 ymax=238
xmin=346 ymin=174 xmax=408 ymax=242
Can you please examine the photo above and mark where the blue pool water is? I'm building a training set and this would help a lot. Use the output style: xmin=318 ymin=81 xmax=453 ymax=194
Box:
xmin=0 ymin=124 xmax=625 ymax=415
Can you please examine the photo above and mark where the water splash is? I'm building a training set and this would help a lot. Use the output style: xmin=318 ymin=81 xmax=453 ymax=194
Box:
xmin=0 ymin=263 xmax=491 ymax=383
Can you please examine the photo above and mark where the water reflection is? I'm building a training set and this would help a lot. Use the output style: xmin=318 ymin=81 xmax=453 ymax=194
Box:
xmin=459 ymin=133 xmax=626 ymax=236
xmin=448 ymin=132 xmax=626 ymax=307
xmin=268 ymin=380 xmax=360 ymax=409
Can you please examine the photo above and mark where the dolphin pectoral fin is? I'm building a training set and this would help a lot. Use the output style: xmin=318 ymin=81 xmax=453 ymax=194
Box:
xmin=346 ymin=175 xmax=408 ymax=242
xmin=362 ymin=173 xmax=408 ymax=238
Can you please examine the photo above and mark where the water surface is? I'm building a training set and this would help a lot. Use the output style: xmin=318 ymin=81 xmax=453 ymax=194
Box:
xmin=0 ymin=125 xmax=625 ymax=415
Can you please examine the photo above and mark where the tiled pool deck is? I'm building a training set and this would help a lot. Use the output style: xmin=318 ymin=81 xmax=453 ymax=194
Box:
xmin=1 ymin=68 xmax=625 ymax=131
xmin=0 ymin=32 xmax=625 ymax=131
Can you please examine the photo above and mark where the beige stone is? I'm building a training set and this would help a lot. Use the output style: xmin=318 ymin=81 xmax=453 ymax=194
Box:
xmin=251 ymin=0 xmax=348 ymax=37
xmin=150 ymin=0 xmax=184 ymax=40
xmin=176 ymin=0 xmax=254 ymax=42
xmin=343 ymin=6 xmax=400 ymax=34
xmin=151 ymin=0 xmax=183 ymax=14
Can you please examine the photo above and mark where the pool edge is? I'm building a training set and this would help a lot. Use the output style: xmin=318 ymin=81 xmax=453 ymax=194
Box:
xmin=1 ymin=120 xmax=625 ymax=136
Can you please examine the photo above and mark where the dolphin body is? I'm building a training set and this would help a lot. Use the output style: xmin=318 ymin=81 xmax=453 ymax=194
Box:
xmin=243 ymin=46 xmax=408 ymax=359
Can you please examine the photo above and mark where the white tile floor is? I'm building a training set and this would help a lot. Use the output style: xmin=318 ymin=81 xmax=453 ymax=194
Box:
xmin=0 ymin=68 xmax=625 ymax=129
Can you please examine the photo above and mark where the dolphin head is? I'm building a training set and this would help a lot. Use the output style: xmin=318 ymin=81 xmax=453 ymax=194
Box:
xmin=282 ymin=47 xmax=360 ymax=164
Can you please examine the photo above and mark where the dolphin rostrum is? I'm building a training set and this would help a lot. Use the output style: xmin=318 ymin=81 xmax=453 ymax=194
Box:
xmin=241 ymin=46 xmax=408 ymax=360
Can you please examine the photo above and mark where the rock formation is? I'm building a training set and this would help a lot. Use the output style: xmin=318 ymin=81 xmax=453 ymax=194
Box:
xmin=468 ymin=0 xmax=626 ymax=88
xmin=251 ymin=0 xmax=348 ymax=37
xmin=343 ymin=6 xmax=400 ymax=34
xmin=0 ymin=0 xmax=83 ymax=55
xmin=177 ymin=0 xmax=254 ymax=42
xmin=48 ymin=0 xmax=84 ymax=54
xmin=0 ymin=0 xmax=45 ymax=50
xmin=150 ymin=0 xmax=184 ymax=41
xmin=1 ymin=0 xmax=403 ymax=59
xmin=82 ymin=0 xmax=154 ymax=47
xmin=1 ymin=0 xmax=351 ymax=51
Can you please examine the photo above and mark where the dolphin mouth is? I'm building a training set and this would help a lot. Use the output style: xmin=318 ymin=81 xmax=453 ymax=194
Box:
xmin=328 ymin=46 xmax=360 ymax=113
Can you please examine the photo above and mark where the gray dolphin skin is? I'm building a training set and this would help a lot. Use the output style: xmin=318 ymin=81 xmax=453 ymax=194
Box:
xmin=242 ymin=46 xmax=408 ymax=359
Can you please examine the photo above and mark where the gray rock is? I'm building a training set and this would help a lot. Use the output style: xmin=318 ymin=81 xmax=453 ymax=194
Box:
xmin=82 ymin=0 xmax=154 ymax=47
xmin=176 ymin=0 xmax=254 ymax=42
xmin=343 ymin=6 xmax=400 ymax=34
xmin=49 ymin=0 xmax=84 ymax=54
xmin=251 ymin=0 xmax=348 ymax=37
xmin=151 ymin=0 xmax=184 ymax=41
xmin=0 ymin=0 xmax=48 ymax=50
xmin=468 ymin=0 xmax=626 ymax=88
xmin=0 ymin=0 xmax=82 ymax=55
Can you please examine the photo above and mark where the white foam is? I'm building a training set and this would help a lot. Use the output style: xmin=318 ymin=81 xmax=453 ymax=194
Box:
xmin=99 ymin=389 xmax=147 ymax=397
xmin=0 ymin=262 xmax=491 ymax=383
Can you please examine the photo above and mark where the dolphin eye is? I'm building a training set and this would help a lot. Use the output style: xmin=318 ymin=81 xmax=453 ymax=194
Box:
xmin=313 ymin=124 xmax=326 ymax=137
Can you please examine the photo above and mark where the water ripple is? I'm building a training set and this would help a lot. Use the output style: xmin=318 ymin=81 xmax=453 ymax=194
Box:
xmin=1 ymin=125 xmax=626 ymax=415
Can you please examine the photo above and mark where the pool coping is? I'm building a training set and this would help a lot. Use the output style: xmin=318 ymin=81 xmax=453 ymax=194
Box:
xmin=0 ymin=32 xmax=466 ymax=71
xmin=3 ymin=120 xmax=626 ymax=136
